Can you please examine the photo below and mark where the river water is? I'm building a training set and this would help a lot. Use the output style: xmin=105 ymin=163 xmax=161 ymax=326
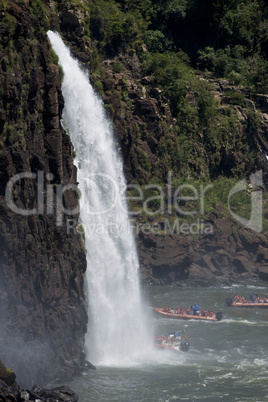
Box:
xmin=66 ymin=281 xmax=268 ymax=402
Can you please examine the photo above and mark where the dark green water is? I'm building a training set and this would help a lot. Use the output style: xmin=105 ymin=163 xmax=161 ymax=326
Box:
xmin=67 ymin=282 xmax=268 ymax=401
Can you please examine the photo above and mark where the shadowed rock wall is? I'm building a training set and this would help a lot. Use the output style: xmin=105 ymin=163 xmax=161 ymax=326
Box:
xmin=0 ymin=1 xmax=87 ymax=386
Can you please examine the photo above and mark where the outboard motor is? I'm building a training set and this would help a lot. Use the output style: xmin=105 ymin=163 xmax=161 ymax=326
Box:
xmin=180 ymin=341 xmax=190 ymax=352
xmin=216 ymin=312 xmax=223 ymax=321
xmin=226 ymin=297 xmax=233 ymax=306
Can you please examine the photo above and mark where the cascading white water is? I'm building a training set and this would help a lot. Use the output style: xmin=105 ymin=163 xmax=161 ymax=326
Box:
xmin=47 ymin=31 xmax=152 ymax=365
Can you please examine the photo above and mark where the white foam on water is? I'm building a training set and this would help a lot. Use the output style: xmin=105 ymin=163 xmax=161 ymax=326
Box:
xmin=220 ymin=319 xmax=259 ymax=325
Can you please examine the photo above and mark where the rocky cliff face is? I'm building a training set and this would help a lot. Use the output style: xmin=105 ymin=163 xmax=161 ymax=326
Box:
xmin=137 ymin=214 xmax=268 ymax=286
xmin=0 ymin=358 xmax=79 ymax=402
xmin=0 ymin=1 xmax=87 ymax=386
xmin=91 ymin=47 xmax=268 ymax=286
xmin=46 ymin=5 xmax=268 ymax=288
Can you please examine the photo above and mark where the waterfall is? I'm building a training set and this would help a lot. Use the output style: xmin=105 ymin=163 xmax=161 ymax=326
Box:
xmin=47 ymin=31 xmax=152 ymax=366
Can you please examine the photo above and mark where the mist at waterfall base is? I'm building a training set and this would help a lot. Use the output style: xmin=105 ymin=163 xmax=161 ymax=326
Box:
xmin=47 ymin=31 xmax=155 ymax=366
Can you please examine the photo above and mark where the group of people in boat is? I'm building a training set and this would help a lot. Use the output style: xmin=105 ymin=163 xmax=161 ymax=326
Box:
xmin=234 ymin=293 xmax=268 ymax=304
xmin=155 ymin=330 xmax=190 ymax=352
xmin=162 ymin=303 xmax=215 ymax=317
xmin=167 ymin=330 xmax=188 ymax=343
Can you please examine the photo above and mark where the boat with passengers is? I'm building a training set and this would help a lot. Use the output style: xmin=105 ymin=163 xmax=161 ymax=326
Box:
xmin=155 ymin=330 xmax=190 ymax=352
xmin=155 ymin=306 xmax=222 ymax=321
xmin=226 ymin=293 xmax=268 ymax=308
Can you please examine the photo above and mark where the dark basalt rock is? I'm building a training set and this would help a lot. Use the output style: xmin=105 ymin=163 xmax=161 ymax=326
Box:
xmin=0 ymin=360 xmax=19 ymax=393
xmin=0 ymin=384 xmax=79 ymax=402
xmin=24 ymin=385 xmax=79 ymax=402
xmin=137 ymin=215 xmax=268 ymax=286
xmin=0 ymin=0 xmax=88 ymax=387
xmin=0 ymin=356 xmax=89 ymax=401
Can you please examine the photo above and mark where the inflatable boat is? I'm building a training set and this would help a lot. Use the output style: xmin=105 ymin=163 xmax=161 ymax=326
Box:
xmin=155 ymin=307 xmax=222 ymax=321
xmin=155 ymin=331 xmax=190 ymax=352
xmin=226 ymin=297 xmax=268 ymax=308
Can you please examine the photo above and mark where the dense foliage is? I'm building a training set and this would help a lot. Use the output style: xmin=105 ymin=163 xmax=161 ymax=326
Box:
xmin=1 ymin=0 xmax=267 ymax=227
xmin=85 ymin=0 xmax=268 ymax=92
xmin=52 ymin=0 xmax=267 ymax=183
xmin=2 ymin=0 xmax=266 ymax=183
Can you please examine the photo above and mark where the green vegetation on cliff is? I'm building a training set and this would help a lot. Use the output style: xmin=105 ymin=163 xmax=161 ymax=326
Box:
xmin=2 ymin=0 xmax=266 ymax=186
xmin=129 ymin=0 xmax=268 ymax=92
xmin=71 ymin=0 xmax=268 ymax=93
xmin=53 ymin=0 xmax=267 ymax=184
xmin=51 ymin=0 xmax=268 ymax=236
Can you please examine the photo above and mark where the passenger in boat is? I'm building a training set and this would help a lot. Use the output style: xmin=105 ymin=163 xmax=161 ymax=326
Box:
xmin=208 ymin=310 xmax=214 ymax=317
xmin=163 ymin=307 xmax=171 ymax=312
xmin=249 ymin=293 xmax=255 ymax=302
xmin=174 ymin=331 xmax=179 ymax=339
xmin=168 ymin=333 xmax=175 ymax=343
xmin=192 ymin=303 xmax=200 ymax=316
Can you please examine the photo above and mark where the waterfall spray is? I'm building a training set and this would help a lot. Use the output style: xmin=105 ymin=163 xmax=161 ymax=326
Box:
xmin=47 ymin=31 xmax=152 ymax=366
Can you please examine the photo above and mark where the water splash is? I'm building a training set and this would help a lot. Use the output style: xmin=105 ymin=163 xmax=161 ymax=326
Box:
xmin=47 ymin=31 xmax=153 ymax=366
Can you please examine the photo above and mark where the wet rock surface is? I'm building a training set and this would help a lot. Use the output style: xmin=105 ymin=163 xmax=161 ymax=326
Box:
xmin=0 ymin=1 xmax=87 ymax=387
xmin=0 ymin=359 xmax=79 ymax=402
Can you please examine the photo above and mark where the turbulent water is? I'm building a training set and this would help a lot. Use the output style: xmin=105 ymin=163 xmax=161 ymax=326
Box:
xmin=47 ymin=31 xmax=152 ymax=365
xmin=66 ymin=282 xmax=268 ymax=401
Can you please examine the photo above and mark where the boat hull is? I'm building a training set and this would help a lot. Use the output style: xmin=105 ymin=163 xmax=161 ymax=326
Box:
xmin=155 ymin=343 xmax=181 ymax=352
xmin=226 ymin=298 xmax=268 ymax=308
xmin=155 ymin=308 xmax=222 ymax=321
